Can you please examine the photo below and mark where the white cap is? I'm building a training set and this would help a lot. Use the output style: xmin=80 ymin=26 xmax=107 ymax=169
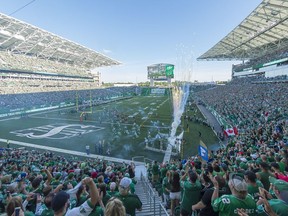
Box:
xmin=119 ymin=177 xmax=132 ymax=189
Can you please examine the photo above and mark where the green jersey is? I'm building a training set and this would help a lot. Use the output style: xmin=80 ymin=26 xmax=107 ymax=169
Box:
xmin=180 ymin=180 xmax=202 ymax=212
xmin=36 ymin=203 xmax=54 ymax=216
xmin=212 ymin=194 xmax=257 ymax=216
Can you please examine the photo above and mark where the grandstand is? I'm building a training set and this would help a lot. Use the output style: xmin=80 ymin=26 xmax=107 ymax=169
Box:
xmin=0 ymin=13 xmax=121 ymax=94
xmin=197 ymin=0 xmax=288 ymax=80
xmin=0 ymin=1 xmax=288 ymax=216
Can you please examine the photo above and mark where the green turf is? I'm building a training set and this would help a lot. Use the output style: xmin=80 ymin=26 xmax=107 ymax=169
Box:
xmin=0 ymin=95 xmax=219 ymax=162
xmin=182 ymin=103 xmax=219 ymax=158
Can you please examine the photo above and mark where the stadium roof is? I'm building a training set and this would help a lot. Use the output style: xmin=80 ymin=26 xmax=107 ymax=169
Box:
xmin=0 ymin=13 xmax=121 ymax=70
xmin=197 ymin=0 xmax=288 ymax=61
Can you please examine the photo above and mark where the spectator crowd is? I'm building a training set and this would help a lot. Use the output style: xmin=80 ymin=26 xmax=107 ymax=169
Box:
xmin=0 ymin=76 xmax=287 ymax=215
xmin=0 ymin=149 xmax=142 ymax=216
xmin=146 ymin=77 xmax=288 ymax=215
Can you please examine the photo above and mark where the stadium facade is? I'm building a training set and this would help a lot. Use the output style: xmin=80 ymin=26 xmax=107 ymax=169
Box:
xmin=0 ymin=13 xmax=120 ymax=94
xmin=197 ymin=0 xmax=288 ymax=80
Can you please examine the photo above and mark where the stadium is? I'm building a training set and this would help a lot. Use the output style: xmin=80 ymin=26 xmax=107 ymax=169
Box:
xmin=0 ymin=0 xmax=288 ymax=216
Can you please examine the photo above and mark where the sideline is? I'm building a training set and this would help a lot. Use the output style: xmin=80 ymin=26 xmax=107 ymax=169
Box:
xmin=0 ymin=138 xmax=145 ymax=166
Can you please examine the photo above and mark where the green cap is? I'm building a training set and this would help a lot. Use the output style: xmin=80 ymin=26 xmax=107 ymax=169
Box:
xmin=68 ymin=173 xmax=74 ymax=179
xmin=55 ymin=173 xmax=61 ymax=179
xmin=239 ymin=162 xmax=248 ymax=170
xmin=269 ymin=177 xmax=288 ymax=192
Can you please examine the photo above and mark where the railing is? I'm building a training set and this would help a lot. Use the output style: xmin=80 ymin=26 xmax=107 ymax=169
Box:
xmin=132 ymin=156 xmax=145 ymax=162
xmin=140 ymin=172 xmax=169 ymax=216
xmin=132 ymin=156 xmax=155 ymax=169
xmin=144 ymin=157 xmax=153 ymax=164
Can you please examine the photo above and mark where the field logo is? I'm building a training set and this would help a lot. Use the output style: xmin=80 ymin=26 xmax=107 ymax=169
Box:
xmin=11 ymin=124 xmax=101 ymax=139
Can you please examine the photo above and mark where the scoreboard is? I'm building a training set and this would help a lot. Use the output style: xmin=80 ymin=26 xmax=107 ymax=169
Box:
xmin=147 ymin=63 xmax=174 ymax=80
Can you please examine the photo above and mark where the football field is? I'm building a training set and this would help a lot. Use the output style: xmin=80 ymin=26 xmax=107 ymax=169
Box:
xmin=0 ymin=95 xmax=219 ymax=162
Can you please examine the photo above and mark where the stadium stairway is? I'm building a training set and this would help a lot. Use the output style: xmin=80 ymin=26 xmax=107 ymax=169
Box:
xmin=135 ymin=175 xmax=169 ymax=216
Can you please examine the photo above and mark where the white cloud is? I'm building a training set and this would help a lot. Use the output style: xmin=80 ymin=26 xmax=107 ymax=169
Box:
xmin=102 ymin=49 xmax=112 ymax=54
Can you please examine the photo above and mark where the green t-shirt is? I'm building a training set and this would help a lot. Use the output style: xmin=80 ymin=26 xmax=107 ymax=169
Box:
xmin=180 ymin=180 xmax=202 ymax=212
xmin=88 ymin=206 xmax=104 ymax=216
xmin=152 ymin=164 xmax=159 ymax=175
xmin=257 ymin=171 xmax=273 ymax=191
xmin=160 ymin=167 xmax=167 ymax=179
xmin=247 ymin=180 xmax=264 ymax=202
xmin=115 ymin=193 xmax=142 ymax=216
xmin=212 ymin=194 xmax=257 ymax=216
xmin=278 ymin=162 xmax=285 ymax=173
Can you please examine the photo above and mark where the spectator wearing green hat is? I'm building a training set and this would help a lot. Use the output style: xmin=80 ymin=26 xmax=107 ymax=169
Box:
xmin=65 ymin=173 xmax=77 ymax=187
xmin=50 ymin=173 xmax=61 ymax=189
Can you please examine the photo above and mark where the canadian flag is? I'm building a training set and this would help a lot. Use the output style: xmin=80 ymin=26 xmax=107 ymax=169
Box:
xmin=224 ymin=126 xmax=238 ymax=136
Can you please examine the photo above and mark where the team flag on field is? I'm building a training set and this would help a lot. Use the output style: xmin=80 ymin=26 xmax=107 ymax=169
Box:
xmin=198 ymin=140 xmax=208 ymax=161
xmin=224 ymin=126 xmax=238 ymax=137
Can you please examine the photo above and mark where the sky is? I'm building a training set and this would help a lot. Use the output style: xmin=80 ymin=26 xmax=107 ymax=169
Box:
xmin=0 ymin=0 xmax=262 ymax=83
